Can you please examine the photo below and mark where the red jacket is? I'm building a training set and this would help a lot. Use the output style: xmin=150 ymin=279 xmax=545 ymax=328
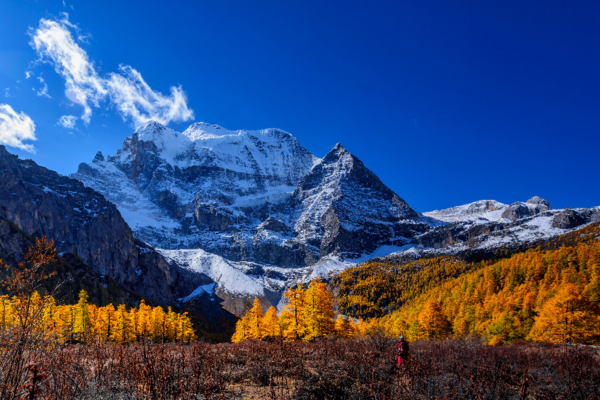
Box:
xmin=396 ymin=340 xmax=409 ymax=357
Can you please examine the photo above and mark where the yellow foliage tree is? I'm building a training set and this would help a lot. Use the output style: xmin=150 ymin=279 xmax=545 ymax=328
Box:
xmin=282 ymin=285 xmax=307 ymax=340
xmin=246 ymin=299 xmax=265 ymax=339
xmin=417 ymin=300 xmax=451 ymax=340
xmin=334 ymin=315 xmax=356 ymax=339
xmin=303 ymin=279 xmax=335 ymax=341
xmin=231 ymin=317 xmax=249 ymax=343
xmin=528 ymin=283 xmax=600 ymax=344
xmin=231 ymin=281 xmax=341 ymax=342
xmin=262 ymin=306 xmax=281 ymax=339
xmin=0 ymin=241 xmax=196 ymax=346
xmin=73 ymin=290 xmax=92 ymax=341
xmin=112 ymin=304 xmax=135 ymax=344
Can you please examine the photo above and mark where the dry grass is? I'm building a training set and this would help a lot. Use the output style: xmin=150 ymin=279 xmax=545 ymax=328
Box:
xmin=1 ymin=337 xmax=598 ymax=399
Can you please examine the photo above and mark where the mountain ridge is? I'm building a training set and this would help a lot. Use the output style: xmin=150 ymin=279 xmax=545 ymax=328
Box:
xmin=67 ymin=121 xmax=600 ymax=316
xmin=72 ymin=121 xmax=428 ymax=267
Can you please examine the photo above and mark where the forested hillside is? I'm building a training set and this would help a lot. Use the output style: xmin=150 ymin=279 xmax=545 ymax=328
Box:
xmin=353 ymin=223 xmax=600 ymax=344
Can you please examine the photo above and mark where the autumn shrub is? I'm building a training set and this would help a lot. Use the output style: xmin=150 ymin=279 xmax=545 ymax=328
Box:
xmin=0 ymin=237 xmax=60 ymax=400
xmin=0 ymin=337 xmax=596 ymax=399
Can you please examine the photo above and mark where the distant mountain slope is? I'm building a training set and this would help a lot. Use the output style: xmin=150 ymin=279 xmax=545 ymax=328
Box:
xmin=365 ymin=223 xmax=600 ymax=344
xmin=417 ymin=199 xmax=598 ymax=252
xmin=334 ymin=221 xmax=600 ymax=320
xmin=421 ymin=196 xmax=552 ymax=224
xmin=0 ymin=145 xmax=199 ymax=306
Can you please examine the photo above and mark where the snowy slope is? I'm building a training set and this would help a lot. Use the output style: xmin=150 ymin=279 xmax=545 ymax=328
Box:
xmin=422 ymin=196 xmax=553 ymax=224
xmin=73 ymin=121 xmax=318 ymax=252
xmin=159 ymin=248 xmax=268 ymax=297
xmin=422 ymin=200 xmax=509 ymax=223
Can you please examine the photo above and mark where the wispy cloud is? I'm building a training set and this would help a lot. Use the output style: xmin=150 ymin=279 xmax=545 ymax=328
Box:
xmin=4 ymin=88 xmax=10 ymax=98
xmin=36 ymin=77 xmax=51 ymax=98
xmin=57 ymin=115 xmax=77 ymax=129
xmin=25 ymin=71 xmax=32 ymax=79
xmin=29 ymin=15 xmax=194 ymax=127
xmin=0 ymin=104 xmax=37 ymax=152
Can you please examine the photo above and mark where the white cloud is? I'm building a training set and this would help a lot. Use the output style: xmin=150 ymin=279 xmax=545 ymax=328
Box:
xmin=57 ymin=115 xmax=77 ymax=129
xmin=0 ymin=104 xmax=37 ymax=152
xmin=29 ymin=16 xmax=194 ymax=127
xmin=25 ymin=71 xmax=32 ymax=79
xmin=4 ymin=88 xmax=9 ymax=98
xmin=36 ymin=77 xmax=51 ymax=98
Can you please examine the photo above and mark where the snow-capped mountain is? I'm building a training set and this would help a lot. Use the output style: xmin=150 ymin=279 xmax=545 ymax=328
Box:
xmin=287 ymin=143 xmax=428 ymax=259
xmin=73 ymin=122 xmax=426 ymax=268
xmin=71 ymin=121 xmax=600 ymax=314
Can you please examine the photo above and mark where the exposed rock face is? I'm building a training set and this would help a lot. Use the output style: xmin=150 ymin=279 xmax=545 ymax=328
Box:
xmin=72 ymin=122 xmax=317 ymax=260
xmin=0 ymin=145 xmax=192 ymax=306
xmin=526 ymin=196 xmax=551 ymax=209
xmin=286 ymin=143 xmax=427 ymax=258
xmin=552 ymin=209 xmax=588 ymax=229
xmin=591 ymin=207 xmax=600 ymax=222
xmin=416 ymin=221 xmax=507 ymax=249
xmin=501 ymin=196 xmax=552 ymax=221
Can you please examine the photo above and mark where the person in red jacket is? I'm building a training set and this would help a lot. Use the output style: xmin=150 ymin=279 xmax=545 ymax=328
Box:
xmin=396 ymin=336 xmax=409 ymax=367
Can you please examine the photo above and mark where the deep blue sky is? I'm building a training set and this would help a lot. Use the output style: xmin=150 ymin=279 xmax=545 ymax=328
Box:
xmin=0 ymin=0 xmax=599 ymax=211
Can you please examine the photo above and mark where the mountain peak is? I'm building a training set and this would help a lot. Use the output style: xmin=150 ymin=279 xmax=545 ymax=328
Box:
xmin=131 ymin=121 xmax=186 ymax=153
xmin=93 ymin=151 xmax=104 ymax=163
xmin=135 ymin=120 xmax=166 ymax=134
xmin=526 ymin=196 xmax=551 ymax=209
xmin=322 ymin=142 xmax=353 ymax=164
xmin=182 ymin=122 xmax=231 ymax=140
xmin=422 ymin=200 xmax=508 ymax=223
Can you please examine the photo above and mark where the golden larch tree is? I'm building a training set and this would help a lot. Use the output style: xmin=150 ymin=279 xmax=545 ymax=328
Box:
xmin=262 ymin=306 xmax=281 ymax=339
xmin=302 ymin=279 xmax=335 ymax=341
xmin=246 ymin=299 xmax=265 ymax=339
xmin=418 ymin=300 xmax=451 ymax=339
xmin=528 ymin=283 xmax=600 ymax=344
xmin=282 ymin=285 xmax=307 ymax=340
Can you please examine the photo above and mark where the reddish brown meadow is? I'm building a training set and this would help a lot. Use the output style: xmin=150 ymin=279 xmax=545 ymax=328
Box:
xmin=1 ymin=337 xmax=598 ymax=399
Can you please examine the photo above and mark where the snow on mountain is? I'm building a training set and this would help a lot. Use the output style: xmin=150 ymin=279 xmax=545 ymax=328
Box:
xmin=73 ymin=123 xmax=429 ymax=268
xmin=70 ymin=120 xmax=600 ymax=315
xmin=422 ymin=200 xmax=509 ymax=223
xmin=73 ymin=121 xmax=318 ymax=253
xmin=178 ymin=283 xmax=217 ymax=303
xmin=159 ymin=248 xmax=267 ymax=297
xmin=158 ymin=247 xmax=316 ymax=314
xmin=285 ymin=143 xmax=428 ymax=259
xmin=422 ymin=196 xmax=553 ymax=224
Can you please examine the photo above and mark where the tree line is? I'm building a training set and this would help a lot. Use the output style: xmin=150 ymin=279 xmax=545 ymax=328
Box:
xmin=0 ymin=290 xmax=196 ymax=344
xmin=232 ymin=279 xmax=364 ymax=342
xmin=0 ymin=237 xmax=196 ymax=345
xmin=368 ymin=225 xmax=600 ymax=344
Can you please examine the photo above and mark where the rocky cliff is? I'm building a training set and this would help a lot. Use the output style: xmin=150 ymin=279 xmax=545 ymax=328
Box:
xmin=0 ymin=145 xmax=199 ymax=306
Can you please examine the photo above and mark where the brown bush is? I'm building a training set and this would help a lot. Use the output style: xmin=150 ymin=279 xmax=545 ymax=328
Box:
xmin=0 ymin=338 xmax=595 ymax=399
